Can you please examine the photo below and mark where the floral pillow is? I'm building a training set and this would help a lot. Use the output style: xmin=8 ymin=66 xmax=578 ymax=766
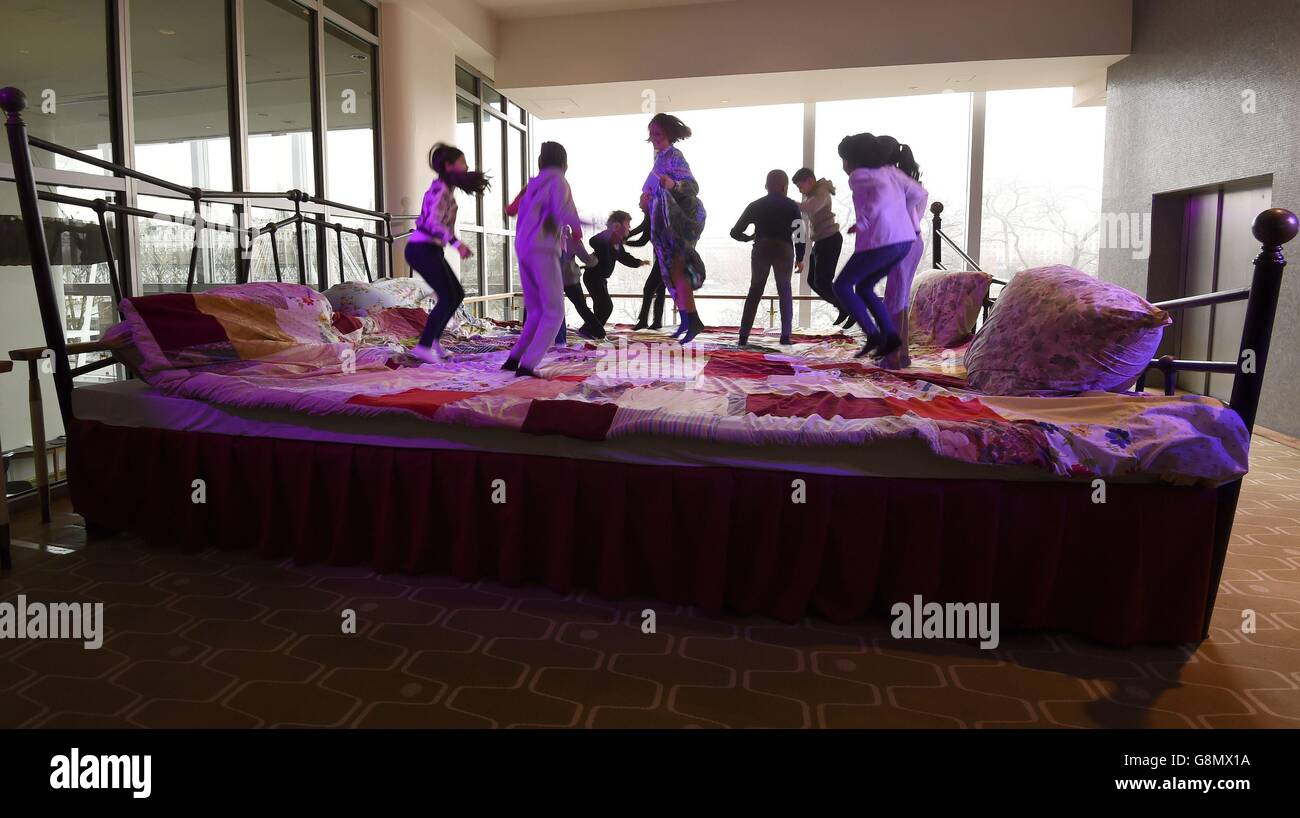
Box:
xmin=908 ymin=269 xmax=993 ymax=348
xmin=372 ymin=276 xmax=433 ymax=308
xmin=324 ymin=277 xmax=434 ymax=317
xmin=964 ymin=265 xmax=1171 ymax=396
xmin=115 ymin=283 xmax=349 ymax=379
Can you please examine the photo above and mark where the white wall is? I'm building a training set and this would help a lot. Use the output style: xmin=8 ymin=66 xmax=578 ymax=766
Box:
xmin=380 ymin=1 xmax=466 ymax=276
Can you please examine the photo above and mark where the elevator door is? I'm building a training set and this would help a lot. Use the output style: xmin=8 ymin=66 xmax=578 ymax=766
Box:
xmin=1175 ymin=178 xmax=1272 ymax=399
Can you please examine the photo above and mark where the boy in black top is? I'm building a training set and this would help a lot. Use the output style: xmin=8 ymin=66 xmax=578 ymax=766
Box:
xmin=581 ymin=210 xmax=649 ymax=339
xmin=730 ymin=169 xmax=804 ymax=345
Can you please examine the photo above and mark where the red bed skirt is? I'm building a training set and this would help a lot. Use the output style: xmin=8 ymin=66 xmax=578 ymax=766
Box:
xmin=66 ymin=418 xmax=1220 ymax=645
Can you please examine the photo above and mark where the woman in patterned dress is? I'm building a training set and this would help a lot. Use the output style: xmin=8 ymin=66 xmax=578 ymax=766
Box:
xmin=641 ymin=113 xmax=708 ymax=344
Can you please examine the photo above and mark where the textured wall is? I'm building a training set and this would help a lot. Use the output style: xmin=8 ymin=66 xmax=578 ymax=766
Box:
xmin=1101 ymin=0 xmax=1300 ymax=436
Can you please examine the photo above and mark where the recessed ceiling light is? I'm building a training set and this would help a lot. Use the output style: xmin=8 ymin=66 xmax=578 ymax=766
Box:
xmin=158 ymin=28 xmax=176 ymax=35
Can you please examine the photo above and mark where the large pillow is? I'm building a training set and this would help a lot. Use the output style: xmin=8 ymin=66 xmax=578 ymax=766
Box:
xmin=324 ymin=277 xmax=433 ymax=317
xmin=963 ymin=265 xmax=1171 ymax=396
xmin=116 ymin=283 xmax=349 ymax=378
xmin=908 ymin=269 xmax=993 ymax=347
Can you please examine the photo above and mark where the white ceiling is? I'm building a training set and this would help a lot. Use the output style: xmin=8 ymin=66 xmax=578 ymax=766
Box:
xmin=507 ymin=54 xmax=1122 ymax=119
xmin=475 ymin=0 xmax=729 ymax=20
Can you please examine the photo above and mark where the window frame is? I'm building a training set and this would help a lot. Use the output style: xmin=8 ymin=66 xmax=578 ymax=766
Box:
xmin=453 ymin=58 xmax=532 ymax=316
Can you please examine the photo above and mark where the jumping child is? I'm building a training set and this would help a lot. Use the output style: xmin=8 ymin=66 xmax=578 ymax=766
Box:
xmin=832 ymin=132 xmax=928 ymax=360
xmin=875 ymin=135 xmax=927 ymax=369
xmin=584 ymin=209 xmax=649 ymax=338
xmin=791 ymin=167 xmax=846 ymax=325
xmin=407 ymin=143 xmax=490 ymax=363
xmin=504 ymin=141 xmax=582 ymax=377
xmin=643 ymin=113 xmax=708 ymax=344
xmin=730 ymin=169 xmax=802 ymax=346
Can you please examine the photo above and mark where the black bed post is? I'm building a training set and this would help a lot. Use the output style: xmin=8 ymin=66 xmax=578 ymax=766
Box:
xmin=291 ymin=190 xmax=307 ymax=286
xmin=930 ymin=201 xmax=943 ymax=269
xmin=92 ymin=199 xmax=124 ymax=319
xmin=1 ymin=87 xmax=73 ymax=426
xmin=269 ymin=225 xmax=283 ymax=283
xmin=357 ymin=227 xmax=373 ymax=283
xmin=384 ymin=214 xmax=394 ymax=279
xmin=185 ymin=187 xmax=203 ymax=293
xmin=1228 ymin=208 xmax=1297 ymax=435
xmin=1201 ymin=207 xmax=1297 ymax=640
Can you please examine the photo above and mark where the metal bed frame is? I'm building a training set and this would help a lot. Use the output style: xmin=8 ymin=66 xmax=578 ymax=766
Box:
xmin=6 ymin=85 xmax=1300 ymax=640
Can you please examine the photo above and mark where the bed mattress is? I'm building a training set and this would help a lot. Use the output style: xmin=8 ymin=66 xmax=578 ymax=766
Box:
xmin=73 ymin=378 xmax=1055 ymax=481
xmin=93 ymin=292 xmax=1251 ymax=486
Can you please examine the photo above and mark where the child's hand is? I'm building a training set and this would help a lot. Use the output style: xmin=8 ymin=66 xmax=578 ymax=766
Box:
xmin=456 ymin=243 xmax=472 ymax=259
xmin=847 ymin=224 xmax=857 ymax=234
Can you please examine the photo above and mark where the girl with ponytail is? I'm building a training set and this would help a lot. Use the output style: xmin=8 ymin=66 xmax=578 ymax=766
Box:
xmin=405 ymin=143 xmax=491 ymax=363
xmin=832 ymin=132 xmax=928 ymax=360
xmin=873 ymin=135 xmax=926 ymax=367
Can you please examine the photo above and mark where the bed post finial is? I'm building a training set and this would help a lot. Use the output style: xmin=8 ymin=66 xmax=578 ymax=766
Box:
xmin=1 ymin=87 xmax=28 ymax=121
xmin=1229 ymin=208 xmax=1297 ymax=436
xmin=930 ymin=201 xmax=944 ymax=269
xmin=3 ymin=86 xmax=73 ymax=427
xmin=1252 ymin=207 xmax=1299 ymax=252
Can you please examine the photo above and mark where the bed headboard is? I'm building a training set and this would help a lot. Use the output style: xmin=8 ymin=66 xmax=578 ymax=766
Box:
xmin=2 ymin=85 xmax=412 ymax=425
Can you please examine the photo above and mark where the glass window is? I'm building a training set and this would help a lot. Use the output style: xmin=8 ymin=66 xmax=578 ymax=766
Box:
xmin=130 ymin=0 xmax=233 ymax=191
xmin=505 ymin=125 xmax=524 ymax=228
xmin=325 ymin=0 xmax=376 ymax=34
xmin=136 ymin=195 xmax=238 ymax=291
xmin=245 ymin=0 xmax=316 ymax=195
xmin=326 ymin=216 xmax=382 ymax=283
xmin=536 ymin=104 xmax=802 ymax=328
xmin=455 ymin=98 xmax=480 ymax=225
xmin=249 ymin=205 xmax=318 ymax=285
xmin=457 ymin=230 xmax=481 ymax=301
xmin=1 ymin=0 xmax=114 ymax=174
xmin=981 ymin=88 xmax=1106 ymax=277
xmin=480 ymin=110 xmax=505 ymax=231
xmin=455 ymin=66 xmax=477 ymax=96
xmin=481 ymin=84 xmax=505 ymax=113
xmin=483 ymin=234 xmax=508 ymax=319
xmin=324 ymin=22 xmax=377 ymax=212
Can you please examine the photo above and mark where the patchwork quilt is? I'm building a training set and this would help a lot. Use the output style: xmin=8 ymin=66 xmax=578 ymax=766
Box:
xmin=103 ymin=288 xmax=1250 ymax=486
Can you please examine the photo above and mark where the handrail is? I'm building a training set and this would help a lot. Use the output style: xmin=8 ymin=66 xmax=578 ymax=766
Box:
xmin=27 ymin=134 xmax=193 ymax=197
xmin=9 ymin=87 xmax=397 ymax=296
xmin=929 ymin=201 xmax=988 ymax=274
xmin=1151 ymin=287 xmax=1250 ymax=311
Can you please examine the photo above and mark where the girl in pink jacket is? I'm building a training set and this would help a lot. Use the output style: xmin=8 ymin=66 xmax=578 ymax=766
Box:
xmin=832 ymin=133 xmax=929 ymax=360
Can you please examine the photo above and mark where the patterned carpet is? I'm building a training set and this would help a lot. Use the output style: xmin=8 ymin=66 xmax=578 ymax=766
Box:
xmin=2 ymin=435 xmax=1299 ymax=729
